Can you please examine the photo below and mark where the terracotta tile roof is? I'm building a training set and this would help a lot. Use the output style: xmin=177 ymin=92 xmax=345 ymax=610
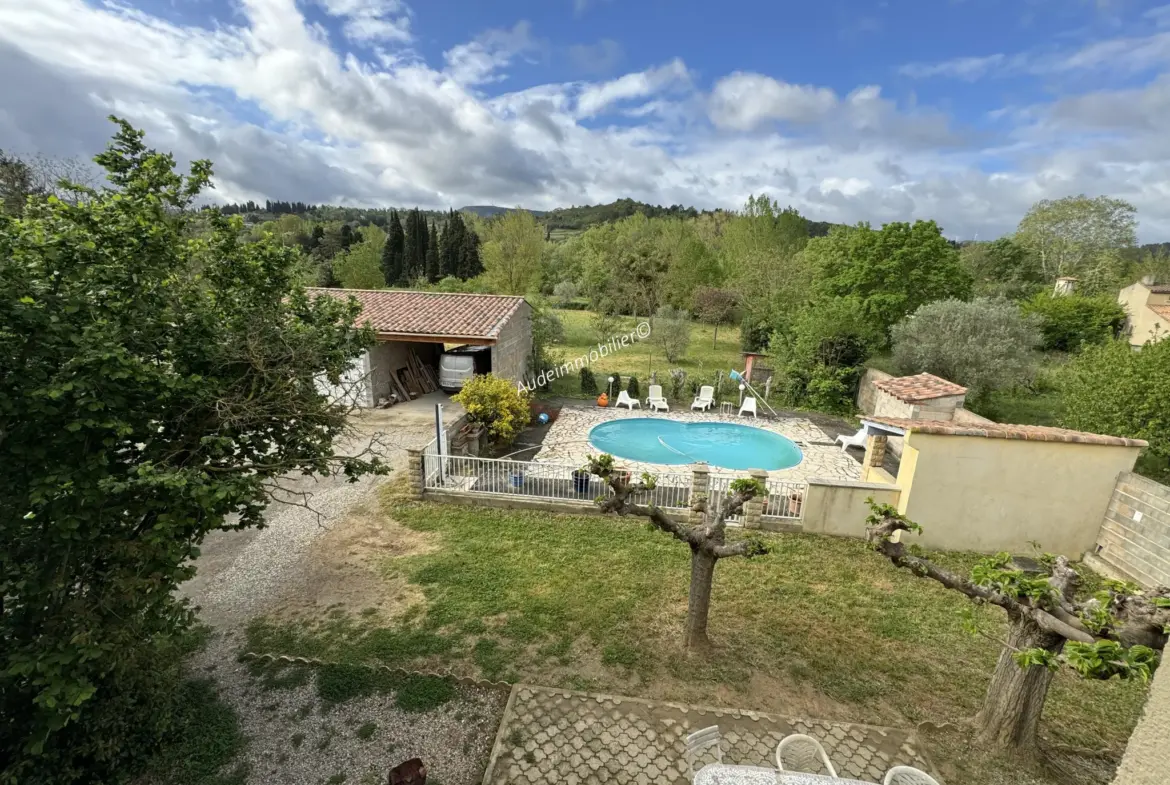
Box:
xmin=873 ymin=373 xmax=968 ymax=403
xmin=1147 ymin=283 xmax=1170 ymax=294
xmin=863 ymin=416 xmax=1148 ymax=448
xmin=308 ymin=288 xmax=525 ymax=340
xmin=1148 ymin=304 xmax=1170 ymax=321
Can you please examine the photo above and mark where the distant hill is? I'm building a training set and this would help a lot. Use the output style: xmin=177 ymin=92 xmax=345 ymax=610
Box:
xmin=460 ymin=205 xmax=547 ymax=218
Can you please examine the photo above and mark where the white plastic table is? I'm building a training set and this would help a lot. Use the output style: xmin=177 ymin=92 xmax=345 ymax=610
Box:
xmin=694 ymin=764 xmax=878 ymax=785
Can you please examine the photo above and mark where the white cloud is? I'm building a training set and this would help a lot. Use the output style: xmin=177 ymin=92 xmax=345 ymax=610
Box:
xmin=443 ymin=21 xmax=537 ymax=86
xmin=315 ymin=0 xmax=413 ymax=43
xmin=708 ymin=72 xmax=838 ymax=130
xmin=898 ymin=54 xmax=1008 ymax=81
xmin=0 ymin=0 xmax=1168 ymax=242
xmin=567 ymin=38 xmax=623 ymax=75
xmin=575 ymin=58 xmax=692 ymax=117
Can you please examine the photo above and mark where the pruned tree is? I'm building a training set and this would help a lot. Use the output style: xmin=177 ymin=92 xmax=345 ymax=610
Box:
xmin=587 ymin=455 xmax=768 ymax=651
xmin=865 ymin=502 xmax=1169 ymax=756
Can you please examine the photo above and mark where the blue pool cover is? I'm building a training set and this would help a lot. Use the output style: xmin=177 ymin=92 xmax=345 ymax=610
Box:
xmin=588 ymin=418 xmax=802 ymax=471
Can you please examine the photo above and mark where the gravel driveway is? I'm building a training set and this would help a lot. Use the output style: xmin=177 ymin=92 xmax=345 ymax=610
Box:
xmin=181 ymin=396 xmax=462 ymax=630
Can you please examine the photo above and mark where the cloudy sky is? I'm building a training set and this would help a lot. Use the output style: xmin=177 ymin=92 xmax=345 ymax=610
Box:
xmin=1 ymin=0 xmax=1169 ymax=240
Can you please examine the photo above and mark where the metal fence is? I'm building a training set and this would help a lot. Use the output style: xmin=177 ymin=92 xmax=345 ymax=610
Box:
xmin=764 ymin=480 xmax=806 ymax=520
xmin=423 ymin=454 xmax=692 ymax=510
xmin=705 ymin=475 xmax=742 ymax=524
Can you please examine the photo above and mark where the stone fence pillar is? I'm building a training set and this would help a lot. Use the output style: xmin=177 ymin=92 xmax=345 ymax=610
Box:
xmin=864 ymin=434 xmax=887 ymax=469
xmin=690 ymin=462 xmax=709 ymax=524
xmin=743 ymin=468 xmax=768 ymax=529
xmin=406 ymin=448 xmax=424 ymax=500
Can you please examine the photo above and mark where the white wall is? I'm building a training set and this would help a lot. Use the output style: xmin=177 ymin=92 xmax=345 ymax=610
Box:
xmin=314 ymin=351 xmax=373 ymax=407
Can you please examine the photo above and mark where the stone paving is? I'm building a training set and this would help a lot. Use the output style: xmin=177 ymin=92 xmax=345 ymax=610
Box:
xmin=482 ymin=685 xmax=936 ymax=785
xmin=532 ymin=407 xmax=862 ymax=484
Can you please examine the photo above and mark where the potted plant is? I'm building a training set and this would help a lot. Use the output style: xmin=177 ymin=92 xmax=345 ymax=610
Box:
xmin=510 ymin=466 xmax=525 ymax=488
xmin=572 ymin=466 xmax=591 ymax=494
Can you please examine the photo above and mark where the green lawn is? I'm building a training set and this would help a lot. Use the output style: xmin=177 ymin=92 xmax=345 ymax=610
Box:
xmin=245 ymin=489 xmax=1147 ymax=784
xmin=546 ymin=309 xmax=747 ymax=399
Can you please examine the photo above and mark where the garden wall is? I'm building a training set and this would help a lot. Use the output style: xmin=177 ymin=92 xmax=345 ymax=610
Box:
xmin=801 ymin=480 xmax=901 ymax=538
xmin=1089 ymin=472 xmax=1170 ymax=588
xmin=856 ymin=368 xmax=893 ymax=415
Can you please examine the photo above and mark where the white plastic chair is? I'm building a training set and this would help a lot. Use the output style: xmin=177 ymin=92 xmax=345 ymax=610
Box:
xmin=685 ymin=725 xmax=723 ymax=779
xmin=615 ymin=390 xmax=641 ymax=410
xmin=691 ymin=385 xmax=715 ymax=411
xmin=835 ymin=427 xmax=867 ymax=451
xmin=738 ymin=396 xmax=758 ymax=418
xmin=776 ymin=734 xmax=838 ymax=778
xmin=883 ymin=766 xmax=941 ymax=785
xmin=647 ymin=385 xmax=669 ymax=412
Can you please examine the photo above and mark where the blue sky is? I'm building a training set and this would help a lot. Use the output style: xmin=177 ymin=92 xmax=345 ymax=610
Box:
xmin=2 ymin=0 xmax=1169 ymax=239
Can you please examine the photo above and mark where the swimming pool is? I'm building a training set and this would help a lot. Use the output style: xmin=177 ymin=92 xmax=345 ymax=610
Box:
xmin=588 ymin=418 xmax=803 ymax=471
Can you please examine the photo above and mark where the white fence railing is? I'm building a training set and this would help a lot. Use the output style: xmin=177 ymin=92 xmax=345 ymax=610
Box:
xmin=764 ymin=480 xmax=805 ymax=520
xmin=705 ymin=475 xmax=742 ymax=524
xmin=424 ymin=454 xmax=693 ymax=510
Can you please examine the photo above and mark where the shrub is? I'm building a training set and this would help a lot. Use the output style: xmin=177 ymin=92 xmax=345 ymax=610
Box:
xmin=891 ymin=297 xmax=1042 ymax=399
xmin=804 ymin=365 xmax=857 ymax=415
xmin=651 ymin=305 xmax=692 ymax=362
xmin=452 ymin=374 xmax=531 ymax=444
xmin=1061 ymin=338 xmax=1170 ymax=481
xmin=669 ymin=369 xmax=687 ymax=400
xmin=626 ymin=375 xmax=640 ymax=398
xmin=607 ymin=372 xmax=622 ymax=395
xmin=579 ymin=366 xmax=598 ymax=395
xmin=740 ymin=316 xmax=771 ymax=352
xmin=1020 ymin=293 xmax=1126 ymax=352
xmin=553 ymin=280 xmax=579 ymax=307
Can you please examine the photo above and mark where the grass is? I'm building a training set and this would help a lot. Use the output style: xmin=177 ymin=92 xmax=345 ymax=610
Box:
xmin=243 ymin=492 xmax=1148 ymax=777
xmin=355 ymin=721 xmax=377 ymax=741
xmin=546 ymin=309 xmax=746 ymax=400
xmin=147 ymin=679 xmax=249 ymax=785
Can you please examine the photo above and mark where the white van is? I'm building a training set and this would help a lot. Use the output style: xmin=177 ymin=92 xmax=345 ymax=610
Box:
xmin=438 ymin=345 xmax=492 ymax=392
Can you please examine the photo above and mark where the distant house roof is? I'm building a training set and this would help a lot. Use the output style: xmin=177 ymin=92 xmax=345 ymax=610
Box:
xmin=873 ymin=373 xmax=967 ymax=403
xmin=308 ymin=288 xmax=526 ymax=341
xmin=1146 ymin=283 xmax=1170 ymax=294
xmin=863 ymin=416 xmax=1147 ymax=448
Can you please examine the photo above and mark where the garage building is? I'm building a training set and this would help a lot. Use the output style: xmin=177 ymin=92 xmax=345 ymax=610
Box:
xmin=309 ymin=288 xmax=531 ymax=407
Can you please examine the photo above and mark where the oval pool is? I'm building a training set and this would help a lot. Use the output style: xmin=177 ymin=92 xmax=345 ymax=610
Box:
xmin=588 ymin=418 xmax=802 ymax=471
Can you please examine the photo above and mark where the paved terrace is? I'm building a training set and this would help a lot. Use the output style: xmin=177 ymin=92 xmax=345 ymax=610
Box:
xmin=532 ymin=407 xmax=863 ymax=483
xmin=483 ymin=685 xmax=935 ymax=785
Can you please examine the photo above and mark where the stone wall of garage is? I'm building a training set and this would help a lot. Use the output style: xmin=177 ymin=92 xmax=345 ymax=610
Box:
xmin=490 ymin=302 xmax=532 ymax=384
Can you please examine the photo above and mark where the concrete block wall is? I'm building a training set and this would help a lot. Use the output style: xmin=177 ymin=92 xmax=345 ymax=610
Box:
xmin=856 ymin=368 xmax=893 ymax=415
xmin=491 ymin=302 xmax=532 ymax=384
xmin=1093 ymin=472 xmax=1170 ymax=587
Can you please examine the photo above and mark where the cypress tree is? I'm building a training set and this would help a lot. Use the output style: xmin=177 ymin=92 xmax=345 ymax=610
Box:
xmin=382 ymin=210 xmax=406 ymax=286
xmin=425 ymin=220 xmax=441 ymax=283
xmin=459 ymin=224 xmax=483 ymax=280
xmin=404 ymin=209 xmax=427 ymax=282
xmin=440 ymin=210 xmax=464 ymax=278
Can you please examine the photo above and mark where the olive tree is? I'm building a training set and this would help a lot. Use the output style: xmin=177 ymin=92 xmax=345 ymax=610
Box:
xmin=0 ymin=119 xmax=385 ymax=782
xmin=586 ymin=455 xmax=767 ymax=651
xmin=866 ymin=502 xmax=1168 ymax=755
xmin=891 ymin=297 xmax=1042 ymax=399
xmin=652 ymin=304 xmax=693 ymax=362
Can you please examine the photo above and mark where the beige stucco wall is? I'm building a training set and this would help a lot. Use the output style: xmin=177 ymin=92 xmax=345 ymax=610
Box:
xmin=802 ymin=480 xmax=902 ymax=539
xmin=895 ymin=432 xmax=1140 ymax=555
xmin=1112 ymin=657 xmax=1170 ymax=785
xmin=1119 ymin=282 xmax=1169 ymax=347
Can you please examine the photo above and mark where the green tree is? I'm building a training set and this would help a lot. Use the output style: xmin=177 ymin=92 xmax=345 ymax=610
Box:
xmin=1 ymin=150 xmax=39 ymax=216
xmin=403 ymin=208 xmax=428 ymax=282
xmin=867 ymin=502 xmax=1168 ymax=756
xmin=439 ymin=209 xmax=465 ymax=279
xmin=0 ymin=119 xmax=383 ymax=782
xmin=720 ymin=196 xmax=811 ymax=327
xmin=459 ymin=219 xmax=483 ymax=279
xmin=890 ymin=298 xmax=1042 ymax=399
xmin=811 ymin=220 xmax=972 ymax=340
xmin=481 ymin=208 xmax=545 ymax=295
xmin=692 ymin=287 xmax=739 ymax=348
xmin=1015 ymin=195 xmax=1137 ymax=292
xmin=333 ymin=224 xmax=387 ymax=289
xmin=1061 ymin=338 xmax=1170 ymax=480
xmin=382 ymin=210 xmax=406 ymax=286
xmin=960 ymin=237 xmax=1043 ymax=298
xmin=1020 ymin=293 xmax=1126 ymax=352
xmin=651 ymin=304 xmax=692 ymax=362
xmin=425 ymin=220 xmax=440 ymax=283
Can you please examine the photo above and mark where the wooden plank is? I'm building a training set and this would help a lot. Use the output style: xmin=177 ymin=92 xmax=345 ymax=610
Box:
xmin=389 ymin=367 xmax=411 ymax=402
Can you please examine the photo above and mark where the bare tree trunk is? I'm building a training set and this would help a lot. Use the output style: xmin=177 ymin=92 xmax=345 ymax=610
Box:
xmin=972 ymin=616 xmax=1065 ymax=755
xmin=712 ymin=324 xmax=718 ymax=349
xmin=684 ymin=547 xmax=717 ymax=652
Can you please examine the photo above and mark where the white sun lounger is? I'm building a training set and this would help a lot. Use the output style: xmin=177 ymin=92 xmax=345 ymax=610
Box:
xmin=691 ymin=385 xmax=715 ymax=411
xmin=647 ymin=384 xmax=669 ymax=412
xmin=616 ymin=390 xmax=641 ymax=410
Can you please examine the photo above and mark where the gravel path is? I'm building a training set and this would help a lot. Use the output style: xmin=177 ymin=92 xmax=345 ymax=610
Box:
xmin=190 ymin=632 xmax=508 ymax=785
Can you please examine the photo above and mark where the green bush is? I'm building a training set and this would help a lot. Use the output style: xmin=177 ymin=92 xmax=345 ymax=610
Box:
xmin=1021 ymin=293 xmax=1126 ymax=352
xmin=579 ymin=366 xmax=598 ymax=395
xmin=626 ymin=375 xmax=640 ymax=398
xmin=452 ymin=374 xmax=531 ymax=444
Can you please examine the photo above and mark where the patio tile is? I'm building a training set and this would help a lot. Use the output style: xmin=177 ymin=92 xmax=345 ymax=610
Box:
xmin=482 ymin=685 xmax=937 ymax=785
xmin=532 ymin=407 xmax=862 ymax=484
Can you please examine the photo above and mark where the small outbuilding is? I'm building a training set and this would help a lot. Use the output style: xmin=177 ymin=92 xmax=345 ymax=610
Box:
xmin=309 ymin=288 xmax=531 ymax=407
xmin=871 ymin=372 xmax=968 ymax=421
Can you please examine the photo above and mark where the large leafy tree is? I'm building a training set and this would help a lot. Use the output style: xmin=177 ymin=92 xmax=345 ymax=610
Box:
xmin=866 ymin=503 xmax=1168 ymax=756
xmin=1015 ymin=195 xmax=1137 ymax=292
xmin=586 ymin=457 xmax=768 ymax=651
xmin=890 ymin=297 xmax=1042 ymax=399
xmin=481 ymin=208 xmax=545 ymax=295
xmin=960 ymin=236 xmax=1044 ymax=298
xmin=1060 ymin=338 xmax=1170 ymax=480
xmin=333 ymin=224 xmax=387 ymax=289
xmin=0 ymin=119 xmax=384 ymax=782
xmin=811 ymin=220 xmax=972 ymax=339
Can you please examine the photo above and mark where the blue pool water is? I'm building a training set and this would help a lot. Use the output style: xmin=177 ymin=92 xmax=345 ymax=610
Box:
xmin=588 ymin=418 xmax=803 ymax=471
